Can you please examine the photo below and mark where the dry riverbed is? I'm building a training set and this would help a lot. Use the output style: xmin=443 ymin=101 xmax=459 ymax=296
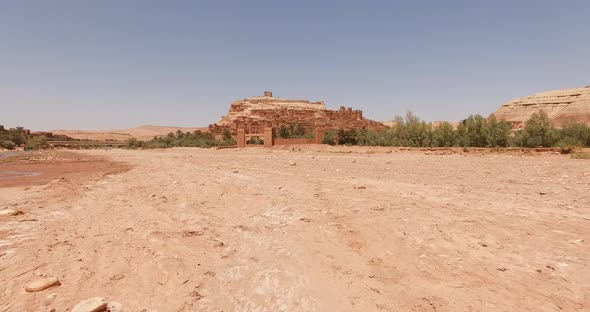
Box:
xmin=0 ymin=147 xmax=588 ymax=311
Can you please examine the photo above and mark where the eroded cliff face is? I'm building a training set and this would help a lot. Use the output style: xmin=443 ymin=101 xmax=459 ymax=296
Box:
xmin=494 ymin=86 xmax=590 ymax=128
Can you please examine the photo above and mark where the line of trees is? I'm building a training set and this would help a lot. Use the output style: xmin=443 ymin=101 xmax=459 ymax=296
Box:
xmin=127 ymin=129 xmax=235 ymax=149
xmin=322 ymin=111 xmax=590 ymax=149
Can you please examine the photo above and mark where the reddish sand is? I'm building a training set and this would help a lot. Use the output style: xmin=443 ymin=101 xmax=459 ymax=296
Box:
xmin=0 ymin=147 xmax=588 ymax=311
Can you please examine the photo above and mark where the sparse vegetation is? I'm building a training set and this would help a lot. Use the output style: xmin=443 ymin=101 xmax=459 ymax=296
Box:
xmin=25 ymin=136 xmax=47 ymax=150
xmin=319 ymin=110 xmax=590 ymax=149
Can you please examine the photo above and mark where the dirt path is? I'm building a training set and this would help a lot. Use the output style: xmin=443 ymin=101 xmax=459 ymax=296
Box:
xmin=1 ymin=148 xmax=588 ymax=311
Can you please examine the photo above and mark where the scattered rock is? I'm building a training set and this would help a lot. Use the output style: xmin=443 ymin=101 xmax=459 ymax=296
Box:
xmin=233 ymin=170 xmax=239 ymax=173
xmin=25 ymin=277 xmax=61 ymax=292
xmin=299 ymin=217 xmax=312 ymax=223
xmin=538 ymin=192 xmax=548 ymax=195
xmin=72 ymin=297 xmax=108 ymax=312
xmin=149 ymin=194 xmax=156 ymax=198
xmin=353 ymin=185 xmax=366 ymax=190
xmin=497 ymin=267 xmax=507 ymax=272
xmin=0 ymin=209 xmax=24 ymax=217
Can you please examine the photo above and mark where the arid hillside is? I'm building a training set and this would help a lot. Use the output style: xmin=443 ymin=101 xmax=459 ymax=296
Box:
xmin=52 ymin=125 xmax=206 ymax=141
xmin=494 ymin=86 xmax=590 ymax=128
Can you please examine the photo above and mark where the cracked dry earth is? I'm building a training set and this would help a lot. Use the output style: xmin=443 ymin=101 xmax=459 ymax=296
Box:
xmin=1 ymin=148 xmax=589 ymax=311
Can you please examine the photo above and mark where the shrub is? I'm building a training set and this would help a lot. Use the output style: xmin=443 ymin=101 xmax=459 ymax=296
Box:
xmin=556 ymin=136 xmax=583 ymax=154
xmin=25 ymin=136 xmax=47 ymax=150
xmin=518 ymin=111 xmax=559 ymax=147
xmin=322 ymin=130 xmax=337 ymax=145
xmin=0 ymin=140 xmax=16 ymax=150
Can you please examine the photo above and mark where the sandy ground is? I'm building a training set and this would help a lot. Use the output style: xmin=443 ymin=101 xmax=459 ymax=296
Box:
xmin=0 ymin=147 xmax=589 ymax=311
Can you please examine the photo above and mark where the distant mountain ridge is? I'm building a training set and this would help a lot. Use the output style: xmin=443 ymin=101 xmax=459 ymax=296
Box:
xmin=52 ymin=125 xmax=206 ymax=141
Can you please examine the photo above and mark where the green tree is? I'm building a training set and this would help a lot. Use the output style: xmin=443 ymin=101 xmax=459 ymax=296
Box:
xmin=558 ymin=122 xmax=590 ymax=147
xmin=519 ymin=110 xmax=559 ymax=147
xmin=432 ymin=122 xmax=456 ymax=147
xmin=483 ymin=115 xmax=511 ymax=147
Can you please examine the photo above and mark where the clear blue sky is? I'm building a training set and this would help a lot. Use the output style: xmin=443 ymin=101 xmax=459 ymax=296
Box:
xmin=1 ymin=0 xmax=589 ymax=130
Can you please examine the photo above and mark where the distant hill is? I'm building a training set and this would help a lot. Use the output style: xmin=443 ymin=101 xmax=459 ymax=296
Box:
xmin=52 ymin=125 xmax=206 ymax=141
xmin=493 ymin=86 xmax=590 ymax=129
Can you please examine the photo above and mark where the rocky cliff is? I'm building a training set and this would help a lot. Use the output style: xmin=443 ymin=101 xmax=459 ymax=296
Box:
xmin=493 ymin=86 xmax=590 ymax=128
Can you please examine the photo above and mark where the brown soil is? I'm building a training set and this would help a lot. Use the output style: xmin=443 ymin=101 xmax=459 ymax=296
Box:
xmin=0 ymin=147 xmax=588 ymax=311
xmin=0 ymin=151 xmax=129 ymax=188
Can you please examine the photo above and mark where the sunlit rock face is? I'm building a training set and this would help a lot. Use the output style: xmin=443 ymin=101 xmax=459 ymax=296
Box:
xmin=494 ymin=86 xmax=590 ymax=129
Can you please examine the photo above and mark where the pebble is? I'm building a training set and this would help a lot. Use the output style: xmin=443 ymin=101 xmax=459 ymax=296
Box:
xmin=289 ymin=161 xmax=296 ymax=166
xmin=25 ymin=277 xmax=61 ymax=292
xmin=0 ymin=209 xmax=24 ymax=217
xmin=72 ymin=297 xmax=108 ymax=312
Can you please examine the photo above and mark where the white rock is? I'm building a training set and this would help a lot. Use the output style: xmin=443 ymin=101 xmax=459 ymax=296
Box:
xmin=72 ymin=297 xmax=108 ymax=312
xmin=0 ymin=209 xmax=23 ymax=217
xmin=25 ymin=277 xmax=61 ymax=292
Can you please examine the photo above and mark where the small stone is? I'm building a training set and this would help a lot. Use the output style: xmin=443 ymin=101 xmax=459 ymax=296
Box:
xmin=289 ymin=161 xmax=296 ymax=166
xmin=72 ymin=297 xmax=108 ymax=312
xmin=25 ymin=277 xmax=61 ymax=292
xmin=149 ymin=194 xmax=156 ymax=198
xmin=0 ymin=209 xmax=24 ymax=217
